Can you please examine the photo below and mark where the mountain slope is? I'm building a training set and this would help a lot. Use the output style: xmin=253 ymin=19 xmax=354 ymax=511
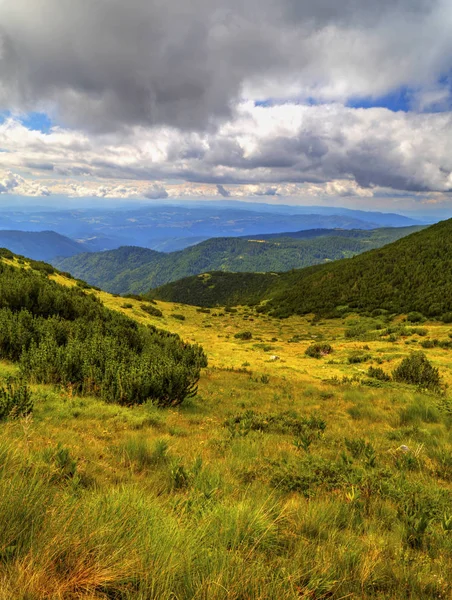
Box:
xmin=0 ymin=230 xmax=87 ymax=261
xmin=0 ymin=248 xmax=206 ymax=406
xmin=151 ymin=218 xmax=452 ymax=319
xmin=53 ymin=226 xmax=424 ymax=295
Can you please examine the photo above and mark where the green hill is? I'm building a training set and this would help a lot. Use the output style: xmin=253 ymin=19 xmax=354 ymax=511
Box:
xmin=0 ymin=249 xmax=206 ymax=406
xmin=151 ymin=218 xmax=452 ymax=320
xmin=53 ymin=226 xmax=423 ymax=295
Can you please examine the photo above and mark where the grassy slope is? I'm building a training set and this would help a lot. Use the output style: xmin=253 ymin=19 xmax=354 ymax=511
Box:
xmin=53 ymin=225 xmax=423 ymax=295
xmin=0 ymin=256 xmax=452 ymax=598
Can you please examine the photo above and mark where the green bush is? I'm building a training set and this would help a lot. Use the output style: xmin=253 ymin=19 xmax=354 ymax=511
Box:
xmin=0 ymin=377 xmax=33 ymax=420
xmin=367 ymin=366 xmax=391 ymax=381
xmin=305 ymin=343 xmax=333 ymax=359
xmin=392 ymin=352 xmax=441 ymax=391
xmin=140 ymin=303 xmax=163 ymax=318
xmin=171 ymin=313 xmax=186 ymax=321
xmin=0 ymin=261 xmax=207 ymax=407
xmin=407 ymin=311 xmax=425 ymax=323
xmin=234 ymin=331 xmax=252 ymax=340
xmin=347 ymin=351 xmax=372 ymax=364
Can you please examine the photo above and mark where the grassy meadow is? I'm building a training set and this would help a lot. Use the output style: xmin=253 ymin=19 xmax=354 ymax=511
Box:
xmin=0 ymin=265 xmax=452 ymax=598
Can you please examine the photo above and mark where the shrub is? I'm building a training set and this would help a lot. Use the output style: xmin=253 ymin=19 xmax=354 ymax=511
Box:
xmin=0 ymin=377 xmax=33 ymax=420
xmin=121 ymin=303 xmax=133 ymax=309
xmin=234 ymin=331 xmax=252 ymax=340
xmin=76 ymin=279 xmax=91 ymax=289
xmin=347 ymin=352 xmax=371 ymax=364
xmin=140 ymin=303 xmax=163 ymax=318
xmin=407 ymin=311 xmax=425 ymax=323
xmin=0 ymin=263 xmax=207 ymax=408
xmin=367 ymin=366 xmax=391 ymax=381
xmin=171 ymin=313 xmax=186 ymax=321
xmin=305 ymin=343 xmax=333 ymax=359
xmin=392 ymin=351 xmax=441 ymax=391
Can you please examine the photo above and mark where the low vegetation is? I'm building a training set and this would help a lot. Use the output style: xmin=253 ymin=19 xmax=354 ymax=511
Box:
xmin=0 ymin=251 xmax=452 ymax=599
xmin=0 ymin=255 xmax=207 ymax=407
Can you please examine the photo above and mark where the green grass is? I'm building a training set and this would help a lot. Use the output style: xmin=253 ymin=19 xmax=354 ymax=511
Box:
xmin=0 ymin=263 xmax=452 ymax=598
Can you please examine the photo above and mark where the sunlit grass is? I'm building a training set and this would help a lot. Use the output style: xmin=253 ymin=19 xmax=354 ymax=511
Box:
xmin=0 ymin=263 xmax=451 ymax=597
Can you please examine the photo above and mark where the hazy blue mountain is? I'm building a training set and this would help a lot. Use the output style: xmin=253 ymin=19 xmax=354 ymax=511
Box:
xmin=0 ymin=230 xmax=88 ymax=262
xmin=53 ymin=225 xmax=424 ymax=295
xmin=0 ymin=202 xmax=426 ymax=252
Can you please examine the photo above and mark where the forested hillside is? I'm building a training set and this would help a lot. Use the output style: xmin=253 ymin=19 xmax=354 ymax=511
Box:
xmin=53 ymin=225 xmax=423 ymax=294
xmin=0 ymin=250 xmax=206 ymax=406
xmin=152 ymin=218 xmax=452 ymax=320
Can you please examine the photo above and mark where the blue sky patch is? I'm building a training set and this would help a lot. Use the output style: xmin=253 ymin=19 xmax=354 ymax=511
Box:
xmin=347 ymin=87 xmax=412 ymax=112
xmin=0 ymin=111 xmax=52 ymax=133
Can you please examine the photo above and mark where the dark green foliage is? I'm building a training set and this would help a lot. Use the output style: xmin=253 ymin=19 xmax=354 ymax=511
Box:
xmin=53 ymin=227 xmax=424 ymax=295
xmin=171 ymin=313 xmax=186 ymax=321
xmin=392 ymin=352 xmax=441 ymax=391
xmin=0 ymin=377 xmax=33 ymax=420
xmin=140 ymin=303 xmax=163 ymax=318
xmin=367 ymin=366 xmax=391 ymax=381
xmin=407 ymin=311 xmax=425 ymax=323
xmin=224 ymin=410 xmax=326 ymax=438
xmin=153 ymin=219 xmax=452 ymax=318
xmin=224 ymin=306 xmax=238 ymax=313
xmin=420 ymin=338 xmax=452 ymax=349
xmin=348 ymin=351 xmax=372 ymax=364
xmin=234 ymin=331 xmax=252 ymax=340
xmin=305 ymin=343 xmax=333 ymax=358
xmin=269 ymin=455 xmax=353 ymax=496
xmin=152 ymin=271 xmax=279 ymax=307
xmin=0 ymin=259 xmax=207 ymax=407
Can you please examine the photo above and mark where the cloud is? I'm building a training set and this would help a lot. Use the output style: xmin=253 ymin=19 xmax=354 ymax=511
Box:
xmin=143 ymin=184 xmax=169 ymax=200
xmin=216 ymin=184 xmax=231 ymax=197
xmin=0 ymin=170 xmax=51 ymax=196
xmin=254 ymin=186 xmax=279 ymax=196
xmin=0 ymin=0 xmax=451 ymax=134
xmin=0 ymin=171 xmax=19 ymax=194
xmin=1 ymin=101 xmax=452 ymax=198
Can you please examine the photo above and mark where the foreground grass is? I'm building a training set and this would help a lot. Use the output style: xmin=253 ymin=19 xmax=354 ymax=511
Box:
xmin=0 ymin=271 xmax=452 ymax=598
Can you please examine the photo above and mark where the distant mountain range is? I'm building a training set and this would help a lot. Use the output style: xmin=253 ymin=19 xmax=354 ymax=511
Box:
xmin=53 ymin=225 xmax=424 ymax=295
xmin=151 ymin=219 xmax=452 ymax=319
xmin=0 ymin=230 xmax=88 ymax=262
xmin=0 ymin=201 xmax=425 ymax=252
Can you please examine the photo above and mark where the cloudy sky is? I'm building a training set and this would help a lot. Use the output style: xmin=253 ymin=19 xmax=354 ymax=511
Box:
xmin=1 ymin=0 xmax=452 ymax=212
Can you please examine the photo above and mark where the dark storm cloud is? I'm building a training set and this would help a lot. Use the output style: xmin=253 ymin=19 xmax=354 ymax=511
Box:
xmin=0 ymin=0 xmax=450 ymax=133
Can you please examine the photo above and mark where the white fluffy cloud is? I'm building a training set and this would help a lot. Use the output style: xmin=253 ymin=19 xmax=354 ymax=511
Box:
xmin=1 ymin=102 xmax=452 ymax=198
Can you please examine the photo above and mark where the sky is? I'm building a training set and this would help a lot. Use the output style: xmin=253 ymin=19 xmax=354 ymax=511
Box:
xmin=0 ymin=0 xmax=452 ymax=214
